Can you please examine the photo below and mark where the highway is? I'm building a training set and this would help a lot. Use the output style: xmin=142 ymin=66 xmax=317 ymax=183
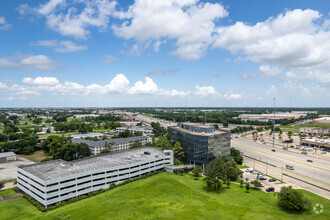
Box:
xmin=232 ymin=137 xmax=330 ymax=199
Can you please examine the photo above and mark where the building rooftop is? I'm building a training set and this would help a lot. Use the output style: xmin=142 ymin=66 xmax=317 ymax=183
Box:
xmin=302 ymin=139 xmax=330 ymax=145
xmin=170 ymin=125 xmax=227 ymax=136
xmin=71 ymin=133 xmax=104 ymax=139
xmin=19 ymin=147 xmax=164 ymax=181
xmin=0 ymin=152 xmax=16 ymax=158
xmin=72 ymin=136 xmax=150 ymax=148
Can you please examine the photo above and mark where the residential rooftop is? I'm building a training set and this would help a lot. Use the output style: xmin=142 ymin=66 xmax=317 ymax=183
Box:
xmin=19 ymin=147 xmax=164 ymax=181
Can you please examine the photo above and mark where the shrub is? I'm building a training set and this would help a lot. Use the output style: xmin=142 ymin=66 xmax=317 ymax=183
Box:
xmin=192 ymin=167 xmax=203 ymax=177
xmin=246 ymin=183 xmax=250 ymax=192
xmin=278 ymin=186 xmax=311 ymax=211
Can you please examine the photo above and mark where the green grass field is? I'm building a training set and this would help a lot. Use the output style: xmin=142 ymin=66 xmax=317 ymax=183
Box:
xmin=0 ymin=173 xmax=328 ymax=220
xmin=280 ymin=124 xmax=330 ymax=133
xmin=20 ymin=150 xmax=52 ymax=163
xmin=0 ymin=188 xmax=17 ymax=197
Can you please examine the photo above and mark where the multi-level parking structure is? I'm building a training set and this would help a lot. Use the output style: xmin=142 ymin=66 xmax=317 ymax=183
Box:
xmin=17 ymin=147 xmax=173 ymax=208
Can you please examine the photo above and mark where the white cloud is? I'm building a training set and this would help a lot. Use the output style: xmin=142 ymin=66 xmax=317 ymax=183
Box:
xmin=129 ymin=77 xmax=158 ymax=95
xmin=195 ymin=85 xmax=219 ymax=96
xmin=0 ymin=54 xmax=59 ymax=71
xmin=266 ymin=85 xmax=278 ymax=96
xmin=32 ymin=40 xmax=87 ymax=52
xmin=223 ymin=93 xmax=242 ymax=100
xmin=18 ymin=0 xmax=117 ymax=39
xmin=214 ymin=9 xmax=330 ymax=83
xmin=259 ymin=65 xmax=282 ymax=77
xmin=104 ymin=55 xmax=117 ymax=63
xmin=0 ymin=16 xmax=11 ymax=30
xmin=105 ymin=74 xmax=130 ymax=93
xmin=0 ymin=82 xmax=8 ymax=89
xmin=112 ymin=0 xmax=228 ymax=60
xmin=23 ymin=77 xmax=60 ymax=85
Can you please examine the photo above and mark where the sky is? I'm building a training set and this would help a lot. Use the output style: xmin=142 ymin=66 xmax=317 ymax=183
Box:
xmin=0 ymin=0 xmax=329 ymax=108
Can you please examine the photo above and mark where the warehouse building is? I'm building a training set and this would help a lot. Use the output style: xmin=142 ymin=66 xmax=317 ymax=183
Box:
xmin=72 ymin=136 xmax=152 ymax=155
xmin=168 ymin=123 xmax=231 ymax=165
xmin=17 ymin=147 xmax=173 ymax=208
xmin=116 ymin=126 xmax=153 ymax=136
xmin=0 ymin=152 xmax=17 ymax=163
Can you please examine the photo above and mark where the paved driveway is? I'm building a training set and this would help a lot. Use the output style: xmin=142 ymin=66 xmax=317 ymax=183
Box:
xmin=0 ymin=156 xmax=35 ymax=181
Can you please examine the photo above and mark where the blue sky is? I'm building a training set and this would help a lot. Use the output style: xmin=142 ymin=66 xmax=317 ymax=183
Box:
xmin=0 ymin=0 xmax=329 ymax=107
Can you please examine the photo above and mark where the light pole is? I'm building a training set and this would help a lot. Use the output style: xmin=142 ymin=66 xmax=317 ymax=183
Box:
xmin=272 ymin=98 xmax=276 ymax=150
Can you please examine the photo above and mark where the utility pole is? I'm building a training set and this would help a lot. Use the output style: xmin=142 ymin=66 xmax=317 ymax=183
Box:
xmin=266 ymin=161 xmax=268 ymax=175
xmin=272 ymin=98 xmax=276 ymax=150
xmin=253 ymin=158 xmax=255 ymax=170
xmin=281 ymin=166 xmax=283 ymax=181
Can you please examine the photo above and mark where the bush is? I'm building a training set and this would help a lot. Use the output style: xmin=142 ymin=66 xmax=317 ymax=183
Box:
xmin=246 ymin=183 xmax=250 ymax=192
xmin=192 ymin=167 xmax=203 ymax=177
xmin=278 ymin=186 xmax=311 ymax=211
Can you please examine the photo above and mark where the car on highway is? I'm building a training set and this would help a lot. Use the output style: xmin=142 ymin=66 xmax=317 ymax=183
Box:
xmin=266 ymin=187 xmax=275 ymax=192
xmin=282 ymin=147 xmax=288 ymax=150
xmin=290 ymin=145 xmax=295 ymax=148
xmin=286 ymin=165 xmax=294 ymax=170
xmin=307 ymin=159 xmax=313 ymax=162
xmin=262 ymin=142 xmax=266 ymax=144
xmin=301 ymin=151 xmax=307 ymax=154
xmin=269 ymin=178 xmax=276 ymax=182
xmin=271 ymin=149 xmax=276 ymax=152
xmin=321 ymin=152 xmax=327 ymax=154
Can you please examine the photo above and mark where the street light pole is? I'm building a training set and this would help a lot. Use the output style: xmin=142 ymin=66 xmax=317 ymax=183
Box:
xmin=272 ymin=98 xmax=276 ymax=150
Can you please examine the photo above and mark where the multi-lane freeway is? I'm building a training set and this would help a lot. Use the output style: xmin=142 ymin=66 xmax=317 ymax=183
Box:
xmin=232 ymin=137 xmax=330 ymax=199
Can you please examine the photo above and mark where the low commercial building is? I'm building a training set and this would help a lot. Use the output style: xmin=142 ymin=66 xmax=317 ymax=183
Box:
xmin=72 ymin=136 xmax=152 ymax=155
xmin=71 ymin=133 xmax=105 ymax=140
xmin=301 ymin=139 xmax=330 ymax=151
xmin=17 ymin=147 xmax=173 ymax=208
xmin=168 ymin=123 xmax=231 ymax=166
xmin=238 ymin=112 xmax=306 ymax=122
xmin=313 ymin=117 xmax=330 ymax=124
xmin=0 ymin=152 xmax=17 ymax=163
xmin=119 ymin=120 xmax=141 ymax=126
xmin=116 ymin=126 xmax=153 ymax=136
xmin=299 ymin=128 xmax=330 ymax=137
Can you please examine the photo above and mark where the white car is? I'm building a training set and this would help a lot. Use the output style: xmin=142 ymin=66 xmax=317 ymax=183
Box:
xmin=252 ymin=171 xmax=258 ymax=175
xmin=245 ymin=168 xmax=253 ymax=172
xmin=248 ymin=179 xmax=254 ymax=183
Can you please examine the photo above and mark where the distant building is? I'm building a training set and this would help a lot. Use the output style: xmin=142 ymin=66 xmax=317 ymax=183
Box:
xmin=168 ymin=123 xmax=231 ymax=166
xmin=238 ymin=112 xmax=306 ymax=122
xmin=116 ymin=126 xmax=153 ymax=136
xmin=73 ymin=114 xmax=100 ymax=118
xmin=37 ymin=127 xmax=55 ymax=135
xmin=118 ymin=120 xmax=141 ymax=126
xmin=71 ymin=133 xmax=104 ymax=139
xmin=301 ymin=139 xmax=330 ymax=151
xmin=299 ymin=128 xmax=330 ymax=136
xmin=17 ymin=147 xmax=173 ymax=208
xmin=313 ymin=117 xmax=330 ymax=125
xmin=72 ymin=136 xmax=152 ymax=155
xmin=0 ymin=152 xmax=17 ymax=163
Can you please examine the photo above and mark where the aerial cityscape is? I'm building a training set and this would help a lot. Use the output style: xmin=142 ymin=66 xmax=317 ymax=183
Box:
xmin=0 ymin=0 xmax=329 ymax=219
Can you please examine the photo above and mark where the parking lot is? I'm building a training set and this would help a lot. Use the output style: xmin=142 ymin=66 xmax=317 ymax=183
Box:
xmin=241 ymin=169 xmax=301 ymax=193
xmin=0 ymin=156 xmax=35 ymax=181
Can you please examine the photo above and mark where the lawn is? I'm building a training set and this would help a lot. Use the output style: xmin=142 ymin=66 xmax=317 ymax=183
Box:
xmin=0 ymin=173 xmax=328 ymax=220
xmin=0 ymin=188 xmax=17 ymax=197
xmin=280 ymin=124 xmax=330 ymax=133
xmin=20 ymin=150 xmax=52 ymax=163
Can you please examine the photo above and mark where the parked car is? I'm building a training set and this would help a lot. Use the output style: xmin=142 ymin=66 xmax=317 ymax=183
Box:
xmin=286 ymin=165 xmax=294 ymax=170
xmin=245 ymin=168 xmax=253 ymax=172
xmin=248 ymin=179 xmax=255 ymax=183
xmin=290 ymin=145 xmax=295 ymax=148
xmin=269 ymin=179 xmax=276 ymax=182
xmin=252 ymin=171 xmax=258 ymax=175
xmin=282 ymin=147 xmax=288 ymax=150
xmin=321 ymin=152 xmax=327 ymax=154
xmin=301 ymin=151 xmax=307 ymax=154
xmin=307 ymin=159 xmax=313 ymax=162
xmin=266 ymin=187 xmax=275 ymax=192
xmin=258 ymin=176 xmax=267 ymax=181
xmin=261 ymin=183 xmax=265 ymax=187
xmin=271 ymin=149 xmax=276 ymax=152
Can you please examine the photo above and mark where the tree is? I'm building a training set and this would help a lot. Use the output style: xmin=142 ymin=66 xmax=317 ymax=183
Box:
xmin=223 ymin=122 xmax=229 ymax=128
xmin=213 ymin=124 xmax=219 ymax=129
xmin=100 ymin=149 xmax=111 ymax=154
xmin=278 ymin=186 xmax=311 ymax=211
xmin=226 ymin=179 xmax=231 ymax=188
xmin=172 ymin=142 xmax=185 ymax=161
xmin=205 ymin=156 xmax=242 ymax=190
xmin=155 ymin=136 xmax=172 ymax=150
xmin=240 ymin=179 xmax=244 ymax=188
xmin=0 ymin=181 xmax=4 ymax=190
xmin=32 ymin=118 xmax=42 ymax=124
xmin=230 ymin=148 xmax=243 ymax=164
xmin=251 ymin=179 xmax=262 ymax=189
xmin=131 ymin=140 xmax=142 ymax=149
xmin=192 ymin=167 xmax=203 ymax=177
xmin=246 ymin=183 xmax=250 ymax=192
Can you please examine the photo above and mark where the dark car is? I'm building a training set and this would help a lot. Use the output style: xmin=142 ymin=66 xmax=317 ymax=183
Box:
xmin=269 ymin=178 xmax=276 ymax=182
xmin=258 ymin=176 xmax=267 ymax=180
xmin=266 ymin=187 xmax=275 ymax=192
xmin=271 ymin=149 xmax=276 ymax=152
xmin=307 ymin=159 xmax=313 ymax=162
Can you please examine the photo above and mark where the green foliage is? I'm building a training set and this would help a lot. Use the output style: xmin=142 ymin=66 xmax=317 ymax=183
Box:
xmin=278 ymin=186 xmax=311 ymax=211
xmin=240 ymin=179 xmax=244 ymax=188
xmin=230 ymin=148 xmax=243 ymax=164
xmin=151 ymin=122 xmax=166 ymax=137
xmin=246 ymin=183 xmax=250 ymax=192
xmin=230 ymin=126 xmax=254 ymax=134
xmin=192 ymin=167 xmax=203 ymax=177
xmin=131 ymin=140 xmax=142 ymax=149
xmin=3 ymin=124 xmax=19 ymax=134
xmin=100 ymin=149 xmax=111 ymax=154
xmin=226 ymin=180 xmax=231 ymax=188
xmin=32 ymin=118 xmax=42 ymax=125
xmin=172 ymin=142 xmax=185 ymax=161
xmin=251 ymin=180 xmax=262 ymax=189
xmin=0 ymin=181 xmax=4 ymax=190
xmin=155 ymin=136 xmax=172 ymax=150
xmin=213 ymin=124 xmax=219 ymax=129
